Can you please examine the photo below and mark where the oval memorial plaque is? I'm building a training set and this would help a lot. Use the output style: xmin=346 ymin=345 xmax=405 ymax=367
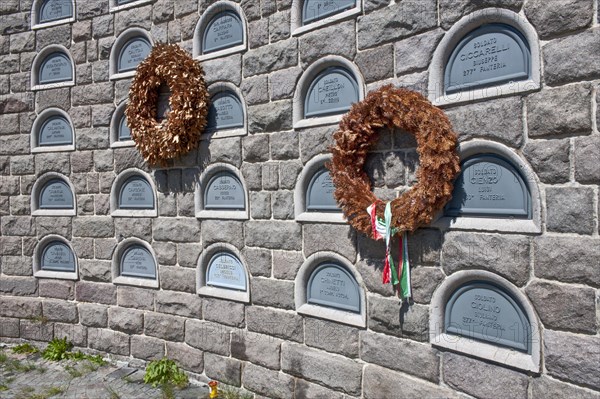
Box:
xmin=445 ymin=281 xmax=531 ymax=352
xmin=119 ymin=176 xmax=154 ymax=209
xmin=121 ymin=245 xmax=156 ymax=279
xmin=306 ymin=167 xmax=339 ymax=212
xmin=206 ymin=252 xmax=247 ymax=291
xmin=303 ymin=0 xmax=355 ymax=24
xmin=445 ymin=154 xmax=530 ymax=218
xmin=203 ymin=11 xmax=244 ymax=54
xmin=118 ymin=114 xmax=131 ymax=141
xmin=445 ymin=24 xmax=530 ymax=94
xmin=307 ymin=263 xmax=360 ymax=313
xmin=118 ymin=37 xmax=151 ymax=73
xmin=41 ymin=241 xmax=75 ymax=272
xmin=304 ymin=66 xmax=359 ymax=118
xmin=39 ymin=115 xmax=73 ymax=146
xmin=39 ymin=0 xmax=73 ymax=23
xmin=39 ymin=179 xmax=73 ymax=209
xmin=204 ymin=172 xmax=245 ymax=210
xmin=39 ymin=52 xmax=72 ymax=84
xmin=207 ymin=91 xmax=244 ymax=131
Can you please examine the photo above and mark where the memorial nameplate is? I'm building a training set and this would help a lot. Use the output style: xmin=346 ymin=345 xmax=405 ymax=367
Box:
xmin=121 ymin=245 xmax=156 ymax=279
xmin=445 ymin=24 xmax=531 ymax=94
xmin=307 ymin=263 xmax=360 ymax=313
xmin=445 ymin=281 xmax=530 ymax=352
xmin=207 ymin=91 xmax=244 ymax=131
xmin=39 ymin=116 xmax=73 ymax=146
xmin=39 ymin=52 xmax=72 ymax=84
xmin=203 ymin=11 xmax=244 ymax=54
xmin=39 ymin=179 xmax=73 ymax=209
xmin=118 ymin=38 xmax=151 ymax=73
xmin=205 ymin=172 xmax=245 ymax=210
xmin=39 ymin=0 xmax=73 ymax=23
xmin=206 ymin=252 xmax=247 ymax=291
xmin=303 ymin=0 xmax=355 ymax=24
xmin=305 ymin=66 xmax=358 ymax=118
xmin=41 ymin=241 xmax=75 ymax=272
xmin=306 ymin=167 xmax=339 ymax=211
xmin=118 ymin=114 xmax=131 ymax=141
xmin=119 ymin=177 xmax=154 ymax=209
xmin=445 ymin=154 xmax=530 ymax=218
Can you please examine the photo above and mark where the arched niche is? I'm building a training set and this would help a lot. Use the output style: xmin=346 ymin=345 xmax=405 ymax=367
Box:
xmin=109 ymin=0 xmax=153 ymax=12
xmin=112 ymin=238 xmax=159 ymax=288
xmin=429 ymin=8 xmax=541 ymax=106
xmin=31 ymin=0 xmax=75 ymax=29
xmin=110 ymin=168 xmax=158 ymax=217
xmin=196 ymin=243 xmax=250 ymax=303
xmin=291 ymin=0 xmax=362 ymax=36
xmin=433 ymin=140 xmax=541 ymax=234
xmin=33 ymin=235 xmax=78 ymax=280
xmin=430 ymin=270 xmax=541 ymax=373
xmin=31 ymin=172 xmax=76 ymax=216
xmin=109 ymin=28 xmax=153 ymax=80
xmin=295 ymin=252 xmax=366 ymax=327
xmin=204 ymin=82 xmax=247 ymax=139
xmin=193 ymin=1 xmax=248 ymax=61
xmin=110 ymin=101 xmax=134 ymax=148
xmin=31 ymin=108 xmax=75 ymax=153
xmin=31 ymin=45 xmax=75 ymax=91
xmin=294 ymin=154 xmax=344 ymax=224
xmin=293 ymin=56 xmax=364 ymax=129
xmin=195 ymin=163 xmax=249 ymax=220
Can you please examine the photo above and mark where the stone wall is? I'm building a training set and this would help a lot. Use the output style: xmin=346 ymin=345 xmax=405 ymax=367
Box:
xmin=1 ymin=0 xmax=599 ymax=398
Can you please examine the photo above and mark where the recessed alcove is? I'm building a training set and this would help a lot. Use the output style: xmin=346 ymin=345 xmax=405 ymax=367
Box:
xmin=31 ymin=172 xmax=76 ymax=216
xmin=112 ymin=238 xmax=159 ymax=288
xmin=33 ymin=235 xmax=78 ymax=280
xmin=291 ymin=0 xmax=361 ymax=36
xmin=110 ymin=100 xmax=134 ymax=148
xmin=31 ymin=108 xmax=75 ymax=153
xmin=193 ymin=1 xmax=247 ymax=61
xmin=196 ymin=243 xmax=250 ymax=303
xmin=195 ymin=163 xmax=249 ymax=220
xmin=31 ymin=0 xmax=75 ymax=30
xmin=204 ymin=82 xmax=247 ymax=139
xmin=31 ymin=45 xmax=75 ymax=90
xmin=110 ymin=168 xmax=158 ymax=217
xmin=109 ymin=28 xmax=153 ymax=80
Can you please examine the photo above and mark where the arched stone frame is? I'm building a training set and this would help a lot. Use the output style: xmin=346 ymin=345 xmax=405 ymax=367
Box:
xmin=196 ymin=243 xmax=250 ymax=303
xmin=295 ymin=251 xmax=366 ymax=328
xmin=291 ymin=0 xmax=362 ymax=36
xmin=112 ymin=237 xmax=159 ymax=288
xmin=109 ymin=27 xmax=153 ymax=80
xmin=31 ymin=0 xmax=76 ymax=30
xmin=193 ymin=1 xmax=248 ymax=61
xmin=294 ymin=153 xmax=345 ymax=224
xmin=31 ymin=172 xmax=77 ymax=216
xmin=33 ymin=235 xmax=79 ymax=280
xmin=30 ymin=45 xmax=75 ymax=91
xmin=110 ymin=168 xmax=158 ymax=218
xmin=110 ymin=100 xmax=134 ymax=148
xmin=202 ymin=82 xmax=247 ymax=139
xmin=430 ymin=270 xmax=541 ymax=373
xmin=30 ymin=107 xmax=76 ymax=153
xmin=195 ymin=162 xmax=249 ymax=220
xmin=109 ymin=0 xmax=153 ymax=13
xmin=433 ymin=140 xmax=542 ymax=234
xmin=428 ymin=8 xmax=541 ymax=106
xmin=293 ymin=55 xmax=365 ymax=129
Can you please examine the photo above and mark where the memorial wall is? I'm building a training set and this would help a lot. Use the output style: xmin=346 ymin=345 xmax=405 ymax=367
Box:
xmin=0 ymin=0 xmax=599 ymax=398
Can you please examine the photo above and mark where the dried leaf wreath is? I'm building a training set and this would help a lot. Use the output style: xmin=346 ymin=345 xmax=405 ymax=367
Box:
xmin=327 ymin=85 xmax=461 ymax=237
xmin=126 ymin=43 xmax=209 ymax=166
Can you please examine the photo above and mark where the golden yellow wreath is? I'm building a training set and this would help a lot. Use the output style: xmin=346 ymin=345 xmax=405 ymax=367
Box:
xmin=126 ymin=44 xmax=209 ymax=166
xmin=327 ymin=85 xmax=461 ymax=236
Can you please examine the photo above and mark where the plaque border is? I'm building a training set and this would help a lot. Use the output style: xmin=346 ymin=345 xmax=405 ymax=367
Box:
xmin=33 ymin=235 xmax=79 ymax=280
xmin=202 ymin=82 xmax=247 ymax=139
xmin=31 ymin=172 xmax=77 ymax=217
xmin=31 ymin=108 xmax=76 ymax=153
xmin=31 ymin=0 xmax=75 ymax=30
xmin=110 ymin=28 xmax=153 ymax=81
xmin=109 ymin=0 xmax=153 ymax=13
xmin=31 ymin=45 xmax=75 ymax=91
xmin=430 ymin=270 xmax=541 ymax=373
xmin=112 ymin=238 xmax=159 ymax=288
xmin=197 ymin=243 xmax=250 ymax=303
xmin=116 ymin=36 xmax=152 ymax=74
xmin=306 ymin=262 xmax=361 ymax=313
xmin=303 ymin=66 xmax=360 ymax=119
xmin=290 ymin=0 xmax=362 ymax=37
xmin=110 ymin=100 xmax=135 ymax=148
xmin=196 ymin=163 xmax=249 ymax=220
xmin=110 ymin=168 xmax=158 ymax=218
xmin=203 ymin=172 xmax=245 ymax=211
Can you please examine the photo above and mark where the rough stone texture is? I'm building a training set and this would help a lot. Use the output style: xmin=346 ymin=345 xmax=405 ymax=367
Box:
xmin=156 ymin=290 xmax=202 ymax=318
xmin=185 ymin=320 xmax=232 ymax=356
xmin=79 ymin=303 xmax=108 ymax=327
xmin=246 ymin=307 xmax=303 ymax=342
xmin=117 ymin=286 xmax=155 ymax=311
xmin=43 ymin=300 xmax=78 ymax=323
xmin=248 ymin=100 xmax=292 ymax=133
xmin=251 ymin=277 xmax=295 ymax=310
xmin=532 ymin=376 xmax=600 ymax=399
xmin=20 ymin=319 xmax=54 ymax=342
xmin=546 ymin=187 xmax=594 ymax=234
xmin=202 ymin=54 xmax=242 ymax=86
xmin=131 ymin=335 xmax=165 ymax=361
xmin=152 ymin=218 xmax=200 ymax=242
xmin=38 ymin=280 xmax=75 ymax=300
xmin=231 ymin=331 xmax=282 ymax=370
xmin=75 ymin=282 xmax=116 ymax=305
xmin=299 ymin=20 xmax=356 ymax=68
xmin=242 ymin=247 xmax=272 ymax=277
xmin=243 ymin=38 xmax=298 ymax=77
xmin=0 ymin=276 xmax=37 ymax=296
xmin=543 ymin=28 xmax=600 ymax=86
xmin=411 ymin=267 xmax=445 ymax=304
xmin=201 ymin=220 xmax=244 ymax=249
xmin=544 ymin=330 xmax=600 ymax=390
xmin=205 ymin=353 xmax=242 ymax=387
xmin=523 ymin=138 xmax=570 ymax=183
xmin=243 ymin=363 xmax=295 ymax=398
xmin=165 ymin=342 xmax=204 ymax=372
xmin=525 ymin=0 xmax=593 ymax=39
xmin=395 ymin=29 xmax=444 ymax=75
xmin=305 ymin=318 xmax=359 ymax=358
xmin=443 ymin=353 xmax=529 ymax=399
xmin=88 ymin=328 xmax=130 ymax=356
xmin=574 ymin=135 xmax=600 ymax=184
xmin=368 ymin=295 xmax=429 ymax=342
xmin=0 ymin=297 xmax=42 ymax=318
xmin=109 ymin=307 xmax=144 ymax=335
xmin=144 ymin=312 xmax=185 ymax=342
xmin=159 ymin=266 xmax=196 ymax=294
xmin=270 ymin=67 xmax=302 ymax=101
xmin=245 ymin=221 xmax=301 ymax=250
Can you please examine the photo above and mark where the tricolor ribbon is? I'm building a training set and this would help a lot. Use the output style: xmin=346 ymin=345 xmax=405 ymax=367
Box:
xmin=367 ymin=202 xmax=411 ymax=300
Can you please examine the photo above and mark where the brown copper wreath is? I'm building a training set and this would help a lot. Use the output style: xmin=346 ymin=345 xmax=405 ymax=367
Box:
xmin=126 ymin=44 xmax=209 ymax=166
xmin=327 ymin=85 xmax=461 ymax=237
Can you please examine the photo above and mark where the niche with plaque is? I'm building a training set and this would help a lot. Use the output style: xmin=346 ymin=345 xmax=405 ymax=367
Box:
xmin=207 ymin=90 xmax=245 ymax=132
xmin=119 ymin=114 xmax=131 ymax=140
xmin=110 ymin=101 xmax=132 ymax=147
xmin=204 ymin=172 xmax=245 ymax=210
xmin=306 ymin=167 xmax=339 ymax=212
xmin=36 ymin=0 xmax=73 ymax=25
xmin=304 ymin=66 xmax=359 ymax=118
xmin=202 ymin=11 xmax=244 ymax=54
xmin=197 ymin=245 xmax=249 ymax=302
xmin=302 ymin=0 xmax=355 ymax=24
xmin=118 ymin=37 xmax=151 ymax=73
xmin=120 ymin=245 xmax=157 ymax=279
xmin=34 ymin=236 xmax=78 ymax=280
xmin=445 ymin=154 xmax=531 ymax=219
xmin=39 ymin=179 xmax=74 ymax=210
xmin=118 ymin=176 xmax=154 ymax=209
xmin=38 ymin=52 xmax=73 ymax=85
xmin=32 ymin=108 xmax=75 ymax=152
xmin=307 ymin=262 xmax=360 ymax=313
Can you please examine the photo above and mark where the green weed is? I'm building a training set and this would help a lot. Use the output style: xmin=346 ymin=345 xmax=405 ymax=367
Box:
xmin=12 ymin=343 xmax=39 ymax=355
xmin=143 ymin=358 xmax=188 ymax=389
xmin=42 ymin=337 xmax=73 ymax=361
